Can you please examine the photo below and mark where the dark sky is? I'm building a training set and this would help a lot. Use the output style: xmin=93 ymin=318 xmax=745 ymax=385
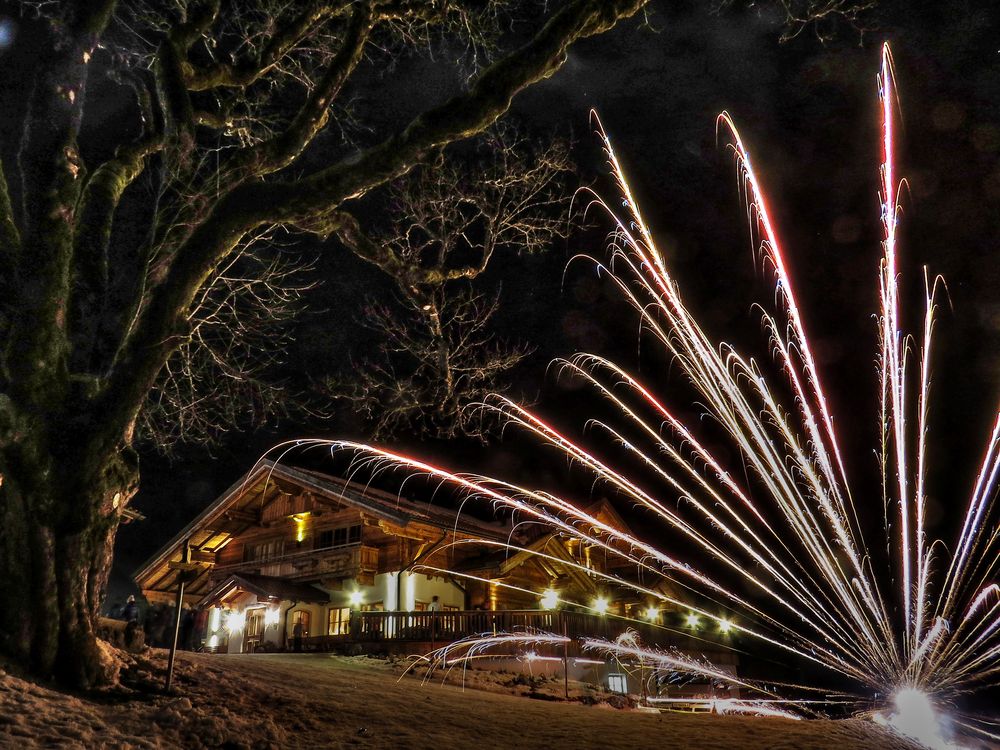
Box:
xmin=113 ymin=0 xmax=1000 ymax=608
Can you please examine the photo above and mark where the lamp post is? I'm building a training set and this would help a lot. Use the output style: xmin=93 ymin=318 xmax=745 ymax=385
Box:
xmin=165 ymin=539 xmax=199 ymax=692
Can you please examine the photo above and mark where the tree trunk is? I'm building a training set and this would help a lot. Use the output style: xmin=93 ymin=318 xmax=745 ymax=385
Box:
xmin=0 ymin=442 xmax=138 ymax=687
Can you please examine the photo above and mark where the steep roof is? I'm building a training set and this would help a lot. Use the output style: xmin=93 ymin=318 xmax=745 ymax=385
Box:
xmin=134 ymin=459 xmax=509 ymax=598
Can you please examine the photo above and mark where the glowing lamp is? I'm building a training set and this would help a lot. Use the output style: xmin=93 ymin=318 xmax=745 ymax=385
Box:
xmin=224 ymin=610 xmax=245 ymax=632
xmin=540 ymin=588 xmax=559 ymax=610
xmin=293 ymin=513 xmax=308 ymax=543
xmin=264 ymin=606 xmax=280 ymax=627
xmin=644 ymin=607 xmax=659 ymax=621
xmin=684 ymin=612 xmax=700 ymax=629
xmin=593 ymin=596 xmax=610 ymax=615
xmin=349 ymin=590 xmax=364 ymax=607
xmin=718 ymin=617 xmax=734 ymax=634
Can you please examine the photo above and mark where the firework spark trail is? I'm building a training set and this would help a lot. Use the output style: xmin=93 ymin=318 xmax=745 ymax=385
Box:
xmin=645 ymin=698 xmax=805 ymax=720
xmin=335 ymin=441 xmax=877 ymax=681
xmin=406 ymin=631 xmax=572 ymax=685
xmin=335 ymin=439 xmax=882 ymax=685
xmin=557 ymin=353 xmax=883 ymax=659
xmin=273 ymin=43 xmax=1000 ymax=741
xmin=582 ymin=633 xmax=765 ymax=695
xmin=579 ymin=134 xmax=899 ymax=676
xmin=481 ymin=393 xmax=879 ymax=671
xmin=876 ymin=44 xmax=921 ymax=657
xmin=415 ymin=629 xmax=841 ymax=719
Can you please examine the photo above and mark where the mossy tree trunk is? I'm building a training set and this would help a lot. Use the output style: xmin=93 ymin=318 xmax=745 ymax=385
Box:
xmin=0 ymin=0 xmax=648 ymax=688
xmin=0 ymin=443 xmax=137 ymax=685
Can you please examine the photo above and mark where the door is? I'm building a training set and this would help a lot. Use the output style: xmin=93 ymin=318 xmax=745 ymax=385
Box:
xmin=245 ymin=609 xmax=264 ymax=653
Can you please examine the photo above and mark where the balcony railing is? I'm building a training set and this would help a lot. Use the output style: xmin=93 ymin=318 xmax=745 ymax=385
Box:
xmin=299 ymin=609 xmax=722 ymax=656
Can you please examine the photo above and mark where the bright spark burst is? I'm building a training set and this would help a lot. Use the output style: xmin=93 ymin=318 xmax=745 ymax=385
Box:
xmin=269 ymin=44 xmax=1000 ymax=744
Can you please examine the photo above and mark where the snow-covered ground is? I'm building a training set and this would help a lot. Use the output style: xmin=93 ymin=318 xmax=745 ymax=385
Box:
xmin=0 ymin=649 xmax=935 ymax=749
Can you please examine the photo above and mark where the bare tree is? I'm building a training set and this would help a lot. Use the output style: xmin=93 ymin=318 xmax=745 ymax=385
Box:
xmin=141 ymin=228 xmax=317 ymax=450
xmin=0 ymin=0 xmax=649 ymax=687
xmin=348 ymin=285 xmax=529 ymax=439
xmin=740 ymin=0 xmax=876 ymax=40
xmin=334 ymin=129 xmax=572 ymax=439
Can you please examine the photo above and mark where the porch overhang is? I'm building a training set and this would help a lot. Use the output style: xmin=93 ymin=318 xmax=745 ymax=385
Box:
xmin=198 ymin=572 xmax=331 ymax=608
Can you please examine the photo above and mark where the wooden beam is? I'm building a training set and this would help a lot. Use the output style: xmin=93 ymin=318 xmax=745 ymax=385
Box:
xmin=189 ymin=549 xmax=216 ymax=564
xmin=222 ymin=508 xmax=259 ymax=524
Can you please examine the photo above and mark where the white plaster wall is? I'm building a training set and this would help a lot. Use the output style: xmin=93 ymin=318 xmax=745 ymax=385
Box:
xmin=410 ymin=573 xmax=464 ymax=609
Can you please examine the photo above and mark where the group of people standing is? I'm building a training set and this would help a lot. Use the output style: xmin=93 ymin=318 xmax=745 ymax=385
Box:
xmin=107 ymin=595 xmax=208 ymax=651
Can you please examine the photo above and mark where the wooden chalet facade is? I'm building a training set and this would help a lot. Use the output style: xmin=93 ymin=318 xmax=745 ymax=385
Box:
xmin=134 ymin=459 xmax=735 ymax=692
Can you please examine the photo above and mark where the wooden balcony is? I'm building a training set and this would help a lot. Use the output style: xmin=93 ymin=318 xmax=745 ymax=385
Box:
xmin=213 ymin=543 xmax=378 ymax=582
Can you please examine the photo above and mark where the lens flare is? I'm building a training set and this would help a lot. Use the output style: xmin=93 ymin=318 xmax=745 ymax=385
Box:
xmin=881 ymin=689 xmax=952 ymax=750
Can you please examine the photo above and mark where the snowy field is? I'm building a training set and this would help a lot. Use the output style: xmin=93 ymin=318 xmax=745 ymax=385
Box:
xmin=0 ymin=649 xmax=933 ymax=749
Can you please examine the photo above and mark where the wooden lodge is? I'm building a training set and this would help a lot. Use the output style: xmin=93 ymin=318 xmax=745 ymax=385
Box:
xmin=134 ymin=460 xmax=739 ymax=689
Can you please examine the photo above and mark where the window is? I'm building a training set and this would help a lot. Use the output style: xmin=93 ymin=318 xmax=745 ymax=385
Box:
xmin=360 ymin=601 xmax=384 ymax=612
xmin=290 ymin=610 xmax=310 ymax=637
xmin=413 ymin=601 xmax=427 ymax=612
xmin=243 ymin=539 xmax=285 ymax=562
xmin=607 ymin=673 xmax=628 ymax=694
xmin=315 ymin=524 xmax=363 ymax=550
xmin=443 ymin=605 xmax=460 ymax=612
xmin=327 ymin=607 xmax=351 ymax=636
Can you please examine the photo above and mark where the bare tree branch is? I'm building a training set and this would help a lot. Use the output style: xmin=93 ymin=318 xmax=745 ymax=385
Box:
xmin=181 ymin=1 xmax=352 ymax=91
xmin=343 ymin=285 xmax=531 ymax=439
xmin=140 ymin=229 xmax=318 ymax=450
xmin=332 ymin=129 xmax=573 ymax=439
xmin=98 ymin=0 xmax=646 ymax=452
xmin=739 ymin=0 xmax=876 ymax=41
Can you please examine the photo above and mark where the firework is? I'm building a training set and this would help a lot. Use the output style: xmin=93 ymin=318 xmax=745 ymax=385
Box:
xmin=270 ymin=44 xmax=999 ymax=745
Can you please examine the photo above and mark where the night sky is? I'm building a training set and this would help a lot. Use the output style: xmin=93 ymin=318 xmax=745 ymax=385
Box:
xmin=112 ymin=0 xmax=1000 ymax=610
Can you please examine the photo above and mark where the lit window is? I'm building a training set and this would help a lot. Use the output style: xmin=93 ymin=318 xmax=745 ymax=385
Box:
xmin=327 ymin=607 xmax=351 ymax=635
xmin=607 ymin=673 xmax=628 ymax=694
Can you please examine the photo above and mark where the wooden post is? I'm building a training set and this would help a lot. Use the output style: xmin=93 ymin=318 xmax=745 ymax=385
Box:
xmin=640 ymin=655 xmax=647 ymax=705
xmin=562 ymin=610 xmax=569 ymax=700
xmin=165 ymin=539 xmax=198 ymax=692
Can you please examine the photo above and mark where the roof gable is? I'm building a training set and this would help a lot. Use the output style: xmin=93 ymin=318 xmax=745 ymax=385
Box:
xmin=134 ymin=459 xmax=509 ymax=590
